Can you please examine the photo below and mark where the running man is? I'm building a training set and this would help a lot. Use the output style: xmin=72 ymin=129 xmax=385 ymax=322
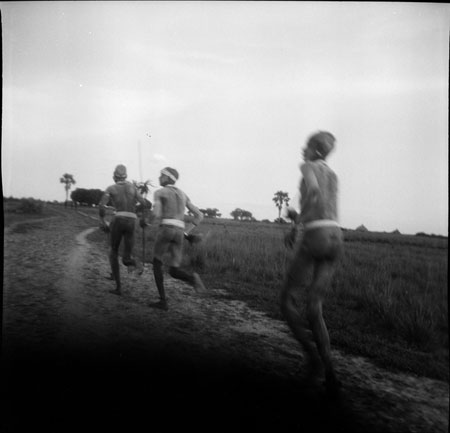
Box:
xmin=281 ymin=131 xmax=344 ymax=397
xmin=99 ymin=164 xmax=147 ymax=295
xmin=148 ymin=167 xmax=206 ymax=311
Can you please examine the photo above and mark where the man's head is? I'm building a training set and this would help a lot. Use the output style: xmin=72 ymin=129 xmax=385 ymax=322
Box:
xmin=303 ymin=131 xmax=336 ymax=161
xmin=159 ymin=167 xmax=179 ymax=186
xmin=113 ymin=164 xmax=127 ymax=182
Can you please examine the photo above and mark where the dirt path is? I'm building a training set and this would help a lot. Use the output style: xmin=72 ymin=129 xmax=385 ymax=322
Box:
xmin=2 ymin=212 xmax=449 ymax=433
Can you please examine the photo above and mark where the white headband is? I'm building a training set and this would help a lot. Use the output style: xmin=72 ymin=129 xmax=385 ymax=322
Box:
xmin=161 ymin=169 xmax=177 ymax=182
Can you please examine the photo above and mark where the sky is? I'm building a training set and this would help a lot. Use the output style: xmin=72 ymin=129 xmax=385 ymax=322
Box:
xmin=2 ymin=1 xmax=449 ymax=235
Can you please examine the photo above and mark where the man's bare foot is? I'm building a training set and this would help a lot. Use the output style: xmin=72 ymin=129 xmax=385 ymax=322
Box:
xmin=126 ymin=261 xmax=144 ymax=275
xmin=149 ymin=300 xmax=168 ymax=311
xmin=193 ymin=272 xmax=207 ymax=292
xmin=137 ymin=262 xmax=145 ymax=275
xmin=109 ymin=289 xmax=122 ymax=296
xmin=296 ymin=353 xmax=324 ymax=389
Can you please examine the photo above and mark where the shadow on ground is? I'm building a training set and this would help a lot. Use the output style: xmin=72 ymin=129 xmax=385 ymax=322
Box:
xmin=3 ymin=338 xmax=359 ymax=433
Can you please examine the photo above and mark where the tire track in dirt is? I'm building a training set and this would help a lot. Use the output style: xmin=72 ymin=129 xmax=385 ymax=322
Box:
xmin=56 ymin=227 xmax=108 ymax=347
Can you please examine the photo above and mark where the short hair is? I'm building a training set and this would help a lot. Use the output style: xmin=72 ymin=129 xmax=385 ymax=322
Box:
xmin=113 ymin=164 xmax=127 ymax=180
xmin=307 ymin=131 xmax=336 ymax=158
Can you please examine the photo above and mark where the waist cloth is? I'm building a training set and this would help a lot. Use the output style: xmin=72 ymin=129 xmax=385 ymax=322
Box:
xmin=303 ymin=219 xmax=340 ymax=231
xmin=115 ymin=211 xmax=137 ymax=219
xmin=161 ymin=218 xmax=185 ymax=229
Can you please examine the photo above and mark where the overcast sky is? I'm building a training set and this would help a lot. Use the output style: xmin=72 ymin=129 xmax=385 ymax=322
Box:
xmin=2 ymin=1 xmax=449 ymax=235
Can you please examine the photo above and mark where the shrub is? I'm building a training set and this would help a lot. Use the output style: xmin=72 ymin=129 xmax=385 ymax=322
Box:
xmin=16 ymin=198 xmax=44 ymax=214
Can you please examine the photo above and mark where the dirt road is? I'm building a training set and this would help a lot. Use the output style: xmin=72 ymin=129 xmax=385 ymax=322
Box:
xmin=2 ymin=211 xmax=448 ymax=432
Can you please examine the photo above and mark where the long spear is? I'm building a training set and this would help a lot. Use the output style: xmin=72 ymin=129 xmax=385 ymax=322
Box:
xmin=137 ymin=139 xmax=145 ymax=275
xmin=137 ymin=134 xmax=151 ymax=275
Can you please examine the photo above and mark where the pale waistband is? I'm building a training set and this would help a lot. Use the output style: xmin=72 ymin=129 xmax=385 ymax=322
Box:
xmin=303 ymin=219 xmax=340 ymax=231
xmin=161 ymin=219 xmax=185 ymax=229
xmin=115 ymin=211 xmax=137 ymax=219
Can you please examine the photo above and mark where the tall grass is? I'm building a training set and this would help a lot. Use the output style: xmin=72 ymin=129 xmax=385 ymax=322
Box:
xmin=91 ymin=215 xmax=448 ymax=381
xmin=178 ymin=219 xmax=448 ymax=381
xmin=334 ymin=241 xmax=448 ymax=348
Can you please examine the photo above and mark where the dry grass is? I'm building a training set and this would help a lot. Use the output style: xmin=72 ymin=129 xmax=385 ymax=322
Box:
xmin=177 ymin=219 xmax=448 ymax=381
xmin=83 ymin=209 xmax=448 ymax=381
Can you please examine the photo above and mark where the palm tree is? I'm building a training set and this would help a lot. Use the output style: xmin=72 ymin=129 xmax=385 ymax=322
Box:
xmin=60 ymin=173 xmax=76 ymax=207
xmin=272 ymin=191 xmax=290 ymax=221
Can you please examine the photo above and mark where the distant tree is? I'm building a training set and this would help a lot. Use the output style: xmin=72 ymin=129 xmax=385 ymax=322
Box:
xmin=88 ymin=189 xmax=104 ymax=206
xmin=60 ymin=173 xmax=76 ymax=207
xmin=70 ymin=189 xmax=81 ymax=207
xmin=203 ymin=208 xmax=221 ymax=218
xmin=272 ymin=191 xmax=290 ymax=221
xmin=274 ymin=217 xmax=287 ymax=224
xmin=71 ymin=188 xmax=84 ymax=207
xmin=230 ymin=208 xmax=254 ymax=221
xmin=230 ymin=208 xmax=243 ymax=221
xmin=241 ymin=210 xmax=253 ymax=221
xmin=71 ymin=188 xmax=103 ymax=207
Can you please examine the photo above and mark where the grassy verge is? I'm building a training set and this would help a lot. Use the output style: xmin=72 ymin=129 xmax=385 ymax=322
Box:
xmin=186 ymin=220 xmax=448 ymax=382
xmin=87 ymin=215 xmax=448 ymax=382
xmin=3 ymin=199 xmax=67 ymax=227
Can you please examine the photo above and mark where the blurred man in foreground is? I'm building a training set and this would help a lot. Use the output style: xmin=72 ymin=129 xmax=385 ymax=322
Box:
xmin=281 ymin=131 xmax=343 ymax=398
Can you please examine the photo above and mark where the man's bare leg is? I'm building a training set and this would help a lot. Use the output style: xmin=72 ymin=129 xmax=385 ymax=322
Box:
xmin=122 ymin=228 xmax=143 ymax=274
xmin=150 ymin=258 xmax=168 ymax=310
xmin=306 ymin=261 xmax=341 ymax=396
xmin=281 ymin=247 xmax=325 ymax=379
xmin=109 ymin=249 xmax=122 ymax=295
xmin=108 ymin=225 xmax=123 ymax=295
xmin=281 ymin=287 xmax=323 ymax=378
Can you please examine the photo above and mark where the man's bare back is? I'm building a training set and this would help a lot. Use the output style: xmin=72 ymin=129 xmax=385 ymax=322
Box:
xmin=104 ymin=182 xmax=143 ymax=213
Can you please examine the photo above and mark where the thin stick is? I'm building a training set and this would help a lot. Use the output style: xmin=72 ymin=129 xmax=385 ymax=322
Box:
xmin=138 ymin=140 xmax=143 ymax=182
xmin=139 ymin=224 xmax=146 ymax=275
xmin=138 ymin=135 xmax=146 ymax=275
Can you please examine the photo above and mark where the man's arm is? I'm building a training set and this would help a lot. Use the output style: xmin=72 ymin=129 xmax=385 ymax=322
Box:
xmin=300 ymin=162 xmax=319 ymax=193
xmin=283 ymin=206 xmax=303 ymax=249
xmin=98 ymin=189 xmax=111 ymax=229
xmin=300 ymin=163 xmax=320 ymax=210
xmin=185 ymin=197 xmax=203 ymax=234
xmin=150 ymin=190 xmax=163 ymax=224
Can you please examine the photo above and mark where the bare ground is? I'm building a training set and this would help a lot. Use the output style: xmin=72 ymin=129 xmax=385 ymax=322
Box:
xmin=2 ymin=210 xmax=448 ymax=432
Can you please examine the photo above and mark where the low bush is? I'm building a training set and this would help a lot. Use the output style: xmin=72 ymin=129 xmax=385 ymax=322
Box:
xmin=16 ymin=198 xmax=44 ymax=214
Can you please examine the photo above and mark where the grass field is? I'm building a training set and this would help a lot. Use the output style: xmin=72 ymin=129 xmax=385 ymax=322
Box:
xmin=125 ymin=216 xmax=448 ymax=382
xmin=5 ymin=199 xmax=448 ymax=382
